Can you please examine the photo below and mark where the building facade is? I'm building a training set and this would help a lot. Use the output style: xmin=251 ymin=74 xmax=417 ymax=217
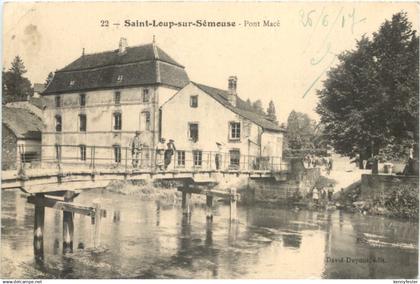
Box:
xmin=42 ymin=38 xmax=189 ymax=167
xmin=161 ymin=78 xmax=285 ymax=171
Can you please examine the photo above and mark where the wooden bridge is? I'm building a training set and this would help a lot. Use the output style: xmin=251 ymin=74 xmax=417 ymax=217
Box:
xmin=2 ymin=144 xmax=289 ymax=257
xmin=2 ymin=144 xmax=289 ymax=193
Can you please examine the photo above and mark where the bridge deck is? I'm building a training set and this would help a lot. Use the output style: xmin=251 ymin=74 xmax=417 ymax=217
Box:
xmin=3 ymin=144 xmax=289 ymax=192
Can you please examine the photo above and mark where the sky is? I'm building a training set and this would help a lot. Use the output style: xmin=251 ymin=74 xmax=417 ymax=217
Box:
xmin=3 ymin=2 xmax=418 ymax=123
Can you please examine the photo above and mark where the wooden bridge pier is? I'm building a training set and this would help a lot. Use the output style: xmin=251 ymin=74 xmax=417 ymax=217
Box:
xmin=206 ymin=194 xmax=213 ymax=220
xmin=62 ymin=192 xmax=75 ymax=253
xmin=27 ymin=189 xmax=107 ymax=258
xmin=33 ymin=193 xmax=45 ymax=261
xmin=178 ymin=184 xmax=239 ymax=222
xmin=181 ymin=191 xmax=192 ymax=216
xmin=229 ymin=188 xmax=238 ymax=222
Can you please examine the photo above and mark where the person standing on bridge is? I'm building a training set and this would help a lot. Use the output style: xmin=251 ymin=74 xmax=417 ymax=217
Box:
xmin=215 ymin=142 xmax=223 ymax=170
xmin=164 ymin=139 xmax=176 ymax=169
xmin=155 ymin=138 xmax=166 ymax=170
xmin=131 ymin=131 xmax=142 ymax=168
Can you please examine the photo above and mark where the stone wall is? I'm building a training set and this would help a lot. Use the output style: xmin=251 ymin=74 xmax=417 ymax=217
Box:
xmin=361 ymin=174 xmax=419 ymax=199
xmin=253 ymin=160 xmax=321 ymax=204
xmin=2 ymin=125 xmax=17 ymax=170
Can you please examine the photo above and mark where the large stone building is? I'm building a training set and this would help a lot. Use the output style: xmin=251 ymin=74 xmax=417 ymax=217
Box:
xmin=161 ymin=78 xmax=285 ymax=170
xmin=42 ymin=38 xmax=189 ymax=167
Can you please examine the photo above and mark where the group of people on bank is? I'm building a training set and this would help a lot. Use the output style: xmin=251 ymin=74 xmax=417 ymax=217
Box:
xmin=311 ymin=184 xmax=335 ymax=206
xmin=130 ymin=131 xmax=176 ymax=170
xmin=303 ymin=154 xmax=333 ymax=175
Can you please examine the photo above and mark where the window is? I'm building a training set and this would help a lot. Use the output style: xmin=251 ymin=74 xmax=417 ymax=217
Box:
xmin=177 ymin=151 xmax=185 ymax=167
xmin=229 ymin=122 xmax=241 ymax=140
xmin=55 ymin=144 xmax=61 ymax=160
xmin=55 ymin=96 xmax=61 ymax=108
xmin=190 ymin=95 xmax=198 ymax=108
xmin=142 ymin=89 xmax=150 ymax=103
xmin=79 ymin=114 xmax=87 ymax=132
xmin=80 ymin=145 xmax=86 ymax=161
xmin=188 ymin=123 xmax=199 ymax=142
xmin=229 ymin=149 xmax=240 ymax=167
xmin=113 ymin=145 xmax=121 ymax=163
xmin=55 ymin=115 xmax=62 ymax=132
xmin=193 ymin=150 xmax=202 ymax=167
xmin=140 ymin=111 xmax=151 ymax=131
xmin=113 ymin=112 xmax=122 ymax=130
xmin=117 ymin=75 xmax=123 ymax=82
xmin=79 ymin=93 xmax=86 ymax=107
xmin=114 ymin=91 xmax=121 ymax=105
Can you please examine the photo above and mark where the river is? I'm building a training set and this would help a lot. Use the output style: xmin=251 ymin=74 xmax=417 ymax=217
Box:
xmin=1 ymin=188 xmax=418 ymax=279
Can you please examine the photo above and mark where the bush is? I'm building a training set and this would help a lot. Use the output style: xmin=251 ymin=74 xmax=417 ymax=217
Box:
xmin=384 ymin=184 xmax=419 ymax=219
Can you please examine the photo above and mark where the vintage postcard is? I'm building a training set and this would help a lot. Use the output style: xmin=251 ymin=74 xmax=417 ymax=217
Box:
xmin=1 ymin=1 xmax=419 ymax=280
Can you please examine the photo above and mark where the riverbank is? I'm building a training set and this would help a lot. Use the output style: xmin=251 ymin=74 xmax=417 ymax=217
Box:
xmin=335 ymin=180 xmax=419 ymax=220
xmin=105 ymin=180 xmax=207 ymax=205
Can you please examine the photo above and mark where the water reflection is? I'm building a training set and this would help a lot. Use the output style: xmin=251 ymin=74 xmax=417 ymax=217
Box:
xmin=1 ymin=188 xmax=418 ymax=279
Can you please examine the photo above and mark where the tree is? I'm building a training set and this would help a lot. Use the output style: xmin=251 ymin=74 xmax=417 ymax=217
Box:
xmin=267 ymin=100 xmax=278 ymax=123
xmin=9 ymin=56 xmax=26 ymax=76
xmin=316 ymin=12 xmax=418 ymax=165
xmin=45 ymin=72 xmax=54 ymax=85
xmin=285 ymin=111 xmax=317 ymax=153
xmin=252 ymin=99 xmax=265 ymax=115
xmin=2 ymin=56 xmax=33 ymax=104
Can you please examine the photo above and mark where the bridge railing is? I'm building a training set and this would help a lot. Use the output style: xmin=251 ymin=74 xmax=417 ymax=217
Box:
xmin=17 ymin=144 xmax=289 ymax=173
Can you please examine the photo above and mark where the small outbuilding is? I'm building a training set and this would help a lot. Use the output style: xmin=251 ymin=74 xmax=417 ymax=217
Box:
xmin=2 ymin=106 xmax=44 ymax=170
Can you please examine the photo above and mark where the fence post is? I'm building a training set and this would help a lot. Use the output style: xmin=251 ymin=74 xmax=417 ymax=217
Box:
xmin=18 ymin=145 xmax=26 ymax=176
xmin=90 ymin=146 xmax=93 ymax=169
xmin=92 ymin=146 xmax=96 ymax=170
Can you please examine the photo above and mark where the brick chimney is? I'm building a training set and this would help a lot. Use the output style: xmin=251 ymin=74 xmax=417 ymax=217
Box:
xmin=118 ymin=37 xmax=128 ymax=55
xmin=227 ymin=76 xmax=237 ymax=107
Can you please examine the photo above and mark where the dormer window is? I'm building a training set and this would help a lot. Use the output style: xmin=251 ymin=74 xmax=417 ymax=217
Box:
xmin=55 ymin=96 xmax=61 ymax=108
xmin=142 ymin=89 xmax=150 ymax=103
xmin=69 ymin=80 xmax=75 ymax=86
xmin=117 ymin=75 xmax=123 ymax=82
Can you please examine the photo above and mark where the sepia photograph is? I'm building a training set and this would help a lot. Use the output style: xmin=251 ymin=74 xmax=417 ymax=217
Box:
xmin=1 ymin=1 xmax=419 ymax=280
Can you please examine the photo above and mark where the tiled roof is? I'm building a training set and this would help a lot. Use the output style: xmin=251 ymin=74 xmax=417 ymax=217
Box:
xmin=193 ymin=82 xmax=285 ymax=132
xmin=43 ymin=43 xmax=189 ymax=94
xmin=5 ymin=99 xmax=45 ymax=118
xmin=2 ymin=106 xmax=43 ymax=140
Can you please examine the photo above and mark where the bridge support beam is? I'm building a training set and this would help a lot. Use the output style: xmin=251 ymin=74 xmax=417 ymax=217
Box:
xmin=33 ymin=193 xmax=44 ymax=261
xmin=229 ymin=188 xmax=237 ymax=222
xmin=91 ymin=202 xmax=102 ymax=248
xmin=63 ymin=192 xmax=74 ymax=254
xmin=206 ymin=194 xmax=213 ymax=220
xmin=182 ymin=191 xmax=191 ymax=216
